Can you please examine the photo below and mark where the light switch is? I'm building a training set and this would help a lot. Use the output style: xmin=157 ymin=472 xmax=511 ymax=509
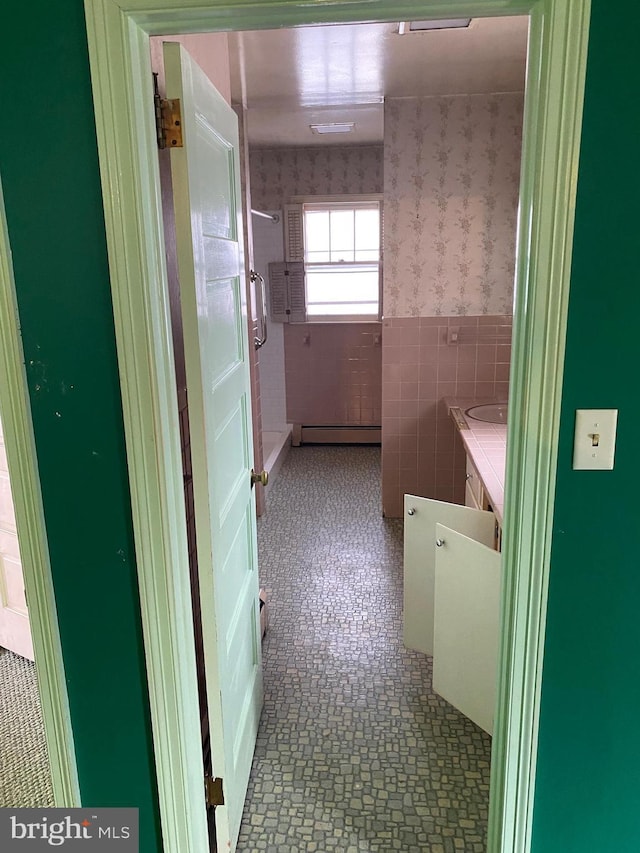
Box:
xmin=572 ymin=409 xmax=618 ymax=470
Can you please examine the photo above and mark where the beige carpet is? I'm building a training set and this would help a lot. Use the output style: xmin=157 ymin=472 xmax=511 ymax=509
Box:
xmin=0 ymin=647 xmax=54 ymax=807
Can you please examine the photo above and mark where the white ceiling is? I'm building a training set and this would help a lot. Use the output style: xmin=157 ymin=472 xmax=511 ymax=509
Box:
xmin=228 ymin=16 xmax=529 ymax=147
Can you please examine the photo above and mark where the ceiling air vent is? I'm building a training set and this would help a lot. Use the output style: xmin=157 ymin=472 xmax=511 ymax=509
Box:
xmin=398 ymin=19 xmax=472 ymax=34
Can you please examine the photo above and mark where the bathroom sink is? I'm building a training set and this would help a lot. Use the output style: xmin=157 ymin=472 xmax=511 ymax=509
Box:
xmin=465 ymin=403 xmax=508 ymax=424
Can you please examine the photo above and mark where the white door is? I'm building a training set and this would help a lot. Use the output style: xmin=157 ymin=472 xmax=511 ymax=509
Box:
xmin=403 ymin=494 xmax=495 ymax=656
xmin=165 ymin=42 xmax=262 ymax=852
xmin=0 ymin=415 xmax=33 ymax=661
xmin=433 ymin=523 xmax=501 ymax=735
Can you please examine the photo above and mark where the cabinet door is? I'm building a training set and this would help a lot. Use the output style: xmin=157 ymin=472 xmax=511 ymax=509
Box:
xmin=403 ymin=494 xmax=495 ymax=656
xmin=433 ymin=523 xmax=501 ymax=734
xmin=465 ymin=480 xmax=480 ymax=510
xmin=465 ymin=455 xmax=484 ymax=507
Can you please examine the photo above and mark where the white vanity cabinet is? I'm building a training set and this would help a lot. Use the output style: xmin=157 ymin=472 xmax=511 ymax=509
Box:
xmin=465 ymin=455 xmax=485 ymax=510
xmin=465 ymin=453 xmax=502 ymax=549
xmin=403 ymin=493 xmax=502 ymax=735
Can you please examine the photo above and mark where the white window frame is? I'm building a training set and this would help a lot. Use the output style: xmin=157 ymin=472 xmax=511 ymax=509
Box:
xmin=290 ymin=194 xmax=383 ymax=323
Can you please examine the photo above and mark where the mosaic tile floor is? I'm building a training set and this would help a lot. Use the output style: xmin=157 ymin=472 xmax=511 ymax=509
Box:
xmin=237 ymin=446 xmax=491 ymax=853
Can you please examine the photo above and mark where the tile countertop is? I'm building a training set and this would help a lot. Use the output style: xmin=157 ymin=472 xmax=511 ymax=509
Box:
xmin=445 ymin=398 xmax=508 ymax=526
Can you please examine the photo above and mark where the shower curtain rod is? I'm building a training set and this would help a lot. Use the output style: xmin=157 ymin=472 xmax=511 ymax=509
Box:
xmin=251 ymin=208 xmax=280 ymax=223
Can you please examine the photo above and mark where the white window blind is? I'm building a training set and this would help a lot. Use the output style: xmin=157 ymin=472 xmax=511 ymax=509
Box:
xmin=283 ymin=204 xmax=304 ymax=262
xmin=267 ymin=261 xmax=306 ymax=323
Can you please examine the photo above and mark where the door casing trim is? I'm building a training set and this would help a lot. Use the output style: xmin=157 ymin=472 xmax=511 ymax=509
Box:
xmin=83 ymin=1 xmax=591 ymax=850
xmin=0 ymin=178 xmax=80 ymax=807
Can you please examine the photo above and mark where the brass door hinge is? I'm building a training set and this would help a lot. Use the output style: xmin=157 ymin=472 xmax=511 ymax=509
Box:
xmin=204 ymin=775 xmax=224 ymax=808
xmin=153 ymin=73 xmax=183 ymax=149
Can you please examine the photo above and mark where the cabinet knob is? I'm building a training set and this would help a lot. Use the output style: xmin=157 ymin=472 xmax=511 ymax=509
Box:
xmin=436 ymin=538 xmax=445 ymax=547
xmin=465 ymin=472 xmax=473 ymax=480
xmin=407 ymin=507 xmax=416 ymax=516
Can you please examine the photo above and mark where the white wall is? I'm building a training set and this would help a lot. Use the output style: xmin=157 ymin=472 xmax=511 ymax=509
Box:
xmin=0 ymin=414 xmax=33 ymax=659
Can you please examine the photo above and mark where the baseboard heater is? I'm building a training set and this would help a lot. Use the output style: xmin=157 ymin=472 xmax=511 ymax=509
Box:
xmin=293 ymin=425 xmax=381 ymax=445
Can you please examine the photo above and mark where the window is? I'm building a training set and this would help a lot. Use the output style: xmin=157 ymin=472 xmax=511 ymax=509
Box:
xmin=301 ymin=201 xmax=381 ymax=321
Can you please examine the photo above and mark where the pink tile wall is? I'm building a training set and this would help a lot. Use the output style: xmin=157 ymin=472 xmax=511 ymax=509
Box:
xmin=381 ymin=315 xmax=512 ymax=517
xmin=284 ymin=324 xmax=382 ymax=426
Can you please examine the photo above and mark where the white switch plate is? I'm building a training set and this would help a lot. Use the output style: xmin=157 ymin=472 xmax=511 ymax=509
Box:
xmin=573 ymin=409 xmax=618 ymax=470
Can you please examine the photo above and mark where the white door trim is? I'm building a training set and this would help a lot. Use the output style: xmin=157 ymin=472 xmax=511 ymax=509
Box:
xmin=83 ymin=1 xmax=591 ymax=851
xmin=0 ymin=178 xmax=80 ymax=806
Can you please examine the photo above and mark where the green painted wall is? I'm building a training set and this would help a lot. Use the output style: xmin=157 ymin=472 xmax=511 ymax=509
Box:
xmin=0 ymin=3 xmax=161 ymax=850
xmin=531 ymin=1 xmax=640 ymax=851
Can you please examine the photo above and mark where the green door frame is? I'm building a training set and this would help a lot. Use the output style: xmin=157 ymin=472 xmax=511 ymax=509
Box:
xmin=83 ymin=1 xmax=591 ymax=851
xmin=0 ymin=179 xmax=80 ymax=807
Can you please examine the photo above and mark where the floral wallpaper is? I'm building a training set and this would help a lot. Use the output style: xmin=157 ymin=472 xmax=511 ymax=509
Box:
xmin=249 ymin=145 xmax=384 ymax=211
xmin=384 ymin=94 xmax=524 ymax=317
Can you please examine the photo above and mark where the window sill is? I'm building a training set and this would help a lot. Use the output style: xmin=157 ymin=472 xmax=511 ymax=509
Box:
xmin=303 ymin=316 xmax=382 ymax=324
